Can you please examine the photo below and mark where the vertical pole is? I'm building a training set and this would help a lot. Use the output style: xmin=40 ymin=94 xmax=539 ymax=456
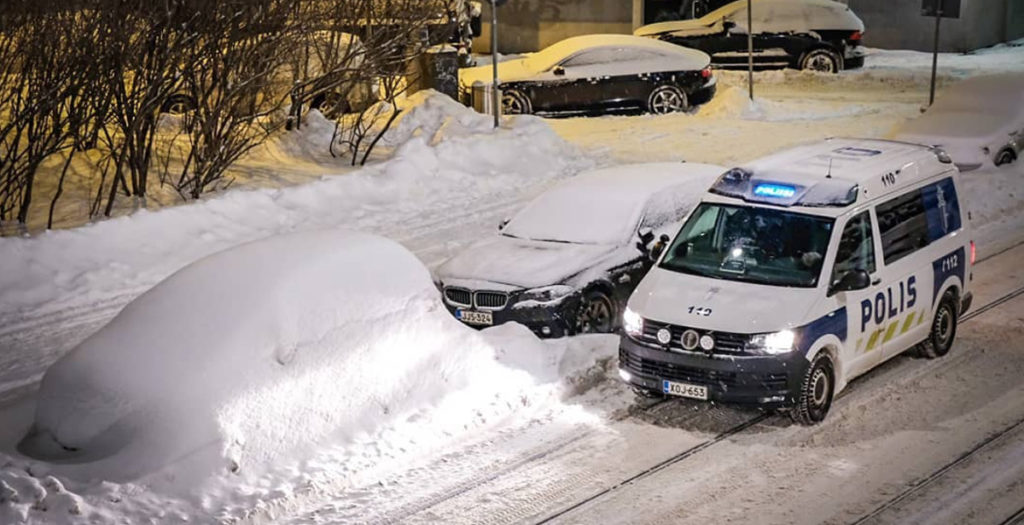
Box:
xmin=747 ymin=0 xmax=754 ymax=101
xmin=929 ymin=10 xmax=941 ymax=106
xmin=491 ymin=0 xmax=500 ymax=127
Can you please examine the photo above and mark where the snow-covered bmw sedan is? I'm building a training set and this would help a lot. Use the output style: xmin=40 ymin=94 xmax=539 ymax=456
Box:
xmin=634 ymin=0 xmax=865 ymax=73
xmin=458 ymin=34 xmax=716 ymax=116
xmin=434 ymin=162 xmax=725 ymax=337
xmin=893 ymin=73 xmax=1024 ymax=170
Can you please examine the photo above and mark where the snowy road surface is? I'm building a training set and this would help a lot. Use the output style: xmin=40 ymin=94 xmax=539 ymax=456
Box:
xmin=2 ymin=44 xmax=1024 ymax=524
xmin=267 ymin=241 xmax=1024 ymax=525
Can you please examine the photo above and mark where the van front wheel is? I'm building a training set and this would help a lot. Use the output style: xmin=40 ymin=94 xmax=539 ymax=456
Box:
xmin=918 ymin=293 xmax=958 ymax=358
xmin=790 ymin=353 xmax=835 ymax=425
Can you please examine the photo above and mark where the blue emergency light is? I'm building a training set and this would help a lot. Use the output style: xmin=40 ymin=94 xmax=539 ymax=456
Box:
xmin=753 ymin=183 xmax=797 ymax=198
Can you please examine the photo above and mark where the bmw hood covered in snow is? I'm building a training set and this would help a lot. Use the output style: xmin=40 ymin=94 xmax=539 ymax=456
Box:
xmin=436 ymin=235 xmax=618 ymax=290
xmin=628 ymin=266 xmax=822 ymax=334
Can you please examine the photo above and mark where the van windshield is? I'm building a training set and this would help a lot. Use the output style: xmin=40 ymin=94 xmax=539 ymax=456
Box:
xmin=660 ymin=203 xmax=834 ymax=288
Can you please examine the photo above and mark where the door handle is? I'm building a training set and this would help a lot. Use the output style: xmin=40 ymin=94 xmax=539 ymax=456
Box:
xmin=871 ymin=278 xmax=881 ymax=286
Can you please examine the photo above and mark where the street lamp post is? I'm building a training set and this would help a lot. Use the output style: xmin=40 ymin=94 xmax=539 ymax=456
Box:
xmin=491 ymin=0 xmax=500 ymax=128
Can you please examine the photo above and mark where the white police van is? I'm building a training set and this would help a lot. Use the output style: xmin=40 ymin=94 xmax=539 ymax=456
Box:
xmin=619 ymin=138 xmax=975 ymax=424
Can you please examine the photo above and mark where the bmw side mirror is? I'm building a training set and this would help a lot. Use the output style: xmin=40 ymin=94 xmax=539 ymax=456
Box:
xmin=638 ymin=228 xmax=655 ymax=248
xmin=830 ymin=269 xmax=870 ymax=295
xmin=650 ymin=234 xmax=671 ymax=261
xmin=553 ymin=66 xmax=566 ymax=76
xmin=498 ymin=217 xmax=510 ymax=231
xmin=723 ymin=20 xmax=736 ymax=30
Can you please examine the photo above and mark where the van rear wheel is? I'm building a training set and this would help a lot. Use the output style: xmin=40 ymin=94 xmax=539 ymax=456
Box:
xmin=918 ymin=293 xmax=958 ymax=358
xmin=790 ymin=353 xmax=834 ymax=425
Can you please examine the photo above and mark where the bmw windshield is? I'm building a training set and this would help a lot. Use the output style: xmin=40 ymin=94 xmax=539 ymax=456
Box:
xmin=660 ymin=203 xmax=834 ymax=287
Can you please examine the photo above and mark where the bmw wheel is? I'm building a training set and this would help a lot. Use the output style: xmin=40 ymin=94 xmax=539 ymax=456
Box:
xmin=313 ymin=92 xmax=350 ymax=118
xmin=918 ymin=292 xmax=958 ymax=359
xmin=800 ymin=48 xmax=842 ymax=73
xmin=501 ymin=89 xmax=532 ymax=115
xmin=647 ymin=85 xmax=688 ymax=114
xmin=791 ymin=352 xmax=835 ymax=425
xmin=995 ymin=148 xmax=1017 ymax=166
xmin=576 ymin=290 xmax=614 ymax=334
xmin=162 ymin=95 xmax=196 ymax=115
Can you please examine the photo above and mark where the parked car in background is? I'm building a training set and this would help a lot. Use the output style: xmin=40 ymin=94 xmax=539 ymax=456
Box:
xmin=634 ymin=0 xmax=865 ymax=73
xmin=893 ymin=73 xmax=1024 ymax=170
xmin=433 ymin=162 xmax=725 ymax=337
xmin=458 ymin=34 xmax=716 ymax=116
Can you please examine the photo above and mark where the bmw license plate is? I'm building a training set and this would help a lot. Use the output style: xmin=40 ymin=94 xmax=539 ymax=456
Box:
xmin=456 ymin=309 xmax=493 ymax=326
xmin=662 ymin=380 xmax=709 ymax=400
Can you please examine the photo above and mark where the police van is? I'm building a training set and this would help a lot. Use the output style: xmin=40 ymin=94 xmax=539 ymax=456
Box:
xmin=618 ymin=138 xmax=974 ymax=424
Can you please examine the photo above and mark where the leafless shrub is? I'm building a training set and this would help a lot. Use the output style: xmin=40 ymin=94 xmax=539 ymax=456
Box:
xmin=0 ymin=2 xmax=104 ymax=229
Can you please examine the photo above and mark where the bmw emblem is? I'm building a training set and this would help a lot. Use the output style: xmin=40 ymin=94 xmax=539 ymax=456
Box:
xmin=656 ymin=328 xmax=672 ymax=345
xmin=681 ymin=329 xmax=700 ymax=350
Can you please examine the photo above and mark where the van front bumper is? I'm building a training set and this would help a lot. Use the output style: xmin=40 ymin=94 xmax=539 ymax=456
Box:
xmin=618 ymin=336 xmax=809 ymax=408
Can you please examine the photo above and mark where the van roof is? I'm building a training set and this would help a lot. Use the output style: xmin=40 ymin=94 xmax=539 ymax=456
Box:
xmin=708 ymin=138 xmax=954 ymax=215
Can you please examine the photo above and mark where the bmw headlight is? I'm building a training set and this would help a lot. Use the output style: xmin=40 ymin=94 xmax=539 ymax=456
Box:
xmin=518 ymin=285 xmax=574 ymax=304
xmin=623 ymin=307 xmax=643 ymax=338
xmin=748 ymin=330 xmax=796 ymax=355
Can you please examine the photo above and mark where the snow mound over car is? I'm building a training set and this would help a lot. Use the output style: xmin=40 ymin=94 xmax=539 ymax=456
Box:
xmin=18 ymin=231 xmax=546 ymax=489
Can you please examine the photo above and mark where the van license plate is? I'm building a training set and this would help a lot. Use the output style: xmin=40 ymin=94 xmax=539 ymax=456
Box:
xmin=456 ymin=309 xmax=493 ymax=326
xmin=662 ymin=380 xmax=708 ymax=400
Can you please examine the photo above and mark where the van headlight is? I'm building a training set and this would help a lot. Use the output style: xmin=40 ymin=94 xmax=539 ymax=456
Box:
xmin=748 ymin=330 xmax=795 ymax=355
xmin=623 ymin=307 xmax=643 ymax=338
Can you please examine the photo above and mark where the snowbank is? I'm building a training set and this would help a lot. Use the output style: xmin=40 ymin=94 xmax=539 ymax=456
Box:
xmin=19 ymin=231 xmax=546 ymax=486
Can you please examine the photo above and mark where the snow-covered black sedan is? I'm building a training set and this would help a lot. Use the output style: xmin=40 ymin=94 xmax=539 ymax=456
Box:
xmin=634 ymin=0 xmax=865 ymax=73
xmin=459 ymin=34 xmax=716 ymax=116
xmin=433 ymin=162 xmax=725 ymax=337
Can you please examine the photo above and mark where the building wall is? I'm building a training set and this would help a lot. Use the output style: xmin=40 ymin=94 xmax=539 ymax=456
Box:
xmin=842 ymin=0 xmax=1014 ymax=52
xmin=478 ymin=0 xmax=1021 ymax=54
xmin=477 ymin=0 xmax=633 ymax=53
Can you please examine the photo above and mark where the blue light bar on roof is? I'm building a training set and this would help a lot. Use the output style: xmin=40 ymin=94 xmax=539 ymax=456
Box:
xmin=753 ymin=183 xmax=797 ymax=198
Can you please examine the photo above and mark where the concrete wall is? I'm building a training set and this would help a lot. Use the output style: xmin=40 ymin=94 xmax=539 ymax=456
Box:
xmin=847 ymin=0 xmax=1018 ymax=52
xmin=477 ymin=0 xmax=1023 ymax=54
xmin=476 ymin=0 xmax=634 ymax=53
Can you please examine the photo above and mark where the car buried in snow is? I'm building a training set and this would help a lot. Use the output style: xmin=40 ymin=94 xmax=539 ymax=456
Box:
xmin=433 ymin=162 xmax=725 ymax=337
xmin=892 ymin=73 xmax=1024 ymax=170
xmin=634 ymin=0 xmax=865 ymax=73
xmin=458 ymin=34 xmax=717 ymax=116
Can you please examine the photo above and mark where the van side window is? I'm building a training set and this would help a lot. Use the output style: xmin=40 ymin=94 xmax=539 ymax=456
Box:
xmin=921 ymin=178 xmax=962 ymax=241
xmin=831 ymin=212 xmax=875 ymax=284
xmin=876 ymin=188 xmax=929 ymax=265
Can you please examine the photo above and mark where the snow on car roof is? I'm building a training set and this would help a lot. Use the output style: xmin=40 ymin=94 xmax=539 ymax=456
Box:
xmin=526 ymin=33 xmax=709 ymax=70
xmin=503 ymin=162 xmax=724 ymax=245
xmin=635 ymin=0 xmax=858 ymax=36
xmin=710 ymin=138 xmax=953 ymax=211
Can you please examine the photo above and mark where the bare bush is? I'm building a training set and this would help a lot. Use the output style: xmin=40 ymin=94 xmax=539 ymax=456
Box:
xmin=0 ymin=2 xmax=105 ymax=228
xmin=166 ymin=0 xmax=299 ymax=199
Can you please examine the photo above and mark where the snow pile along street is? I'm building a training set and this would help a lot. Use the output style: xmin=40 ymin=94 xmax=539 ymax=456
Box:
xmin=1 ymin=231 xmax=616 ymax=523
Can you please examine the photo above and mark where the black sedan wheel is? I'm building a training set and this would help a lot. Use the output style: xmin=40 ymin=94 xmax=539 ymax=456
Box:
xmin=576 ymin=290 xmax=614 ymax=334
xmin=995 ymin=148 xmax=1017 ymax=166
xmin=800 ymin=48 xmax=842 ymax=73
xmin=162 ymin=95 xmax=196 ymax=115
xmin=501 ymin=89 xmax=532 ymax=115
xmin=647 ymin=85 xmax=688 ymax=114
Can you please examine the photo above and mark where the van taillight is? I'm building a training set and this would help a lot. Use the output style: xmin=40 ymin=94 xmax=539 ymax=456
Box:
xmin=970 ymin=241 xmax=976 ymax=265
xmin=701 ymin=66 xmax=712 ymax=79
xmin=850 ymin=31 xmax=863 ymax=41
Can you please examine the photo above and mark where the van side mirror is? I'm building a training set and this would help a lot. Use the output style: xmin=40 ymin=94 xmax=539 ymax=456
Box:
xmin=498 ymin=217 xmax=510 ymax=231
xmin=830 ymin=269 xmax=870 ymax=295
xmin=553 ymin=65 xmax=566 ymax=76
xmin=637 ymin=228 xmax=655 ymax=249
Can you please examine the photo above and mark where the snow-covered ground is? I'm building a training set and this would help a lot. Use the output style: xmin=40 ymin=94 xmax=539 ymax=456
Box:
xmin=2 ymin=43 xmax=1024 ymax=523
